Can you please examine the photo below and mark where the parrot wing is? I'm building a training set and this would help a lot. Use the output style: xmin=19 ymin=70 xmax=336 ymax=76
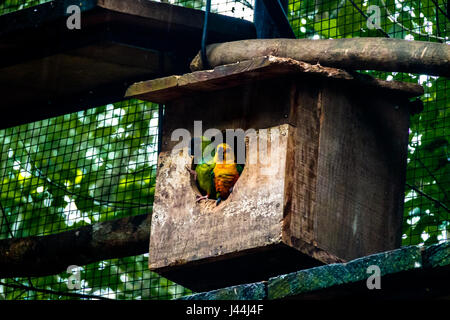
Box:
xmin=195 ymin=162 xmax=214 ymax=196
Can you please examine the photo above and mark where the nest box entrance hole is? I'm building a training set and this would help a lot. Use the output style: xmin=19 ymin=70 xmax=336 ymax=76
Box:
xmin=187 ymin=130 xmax=247 ymax=206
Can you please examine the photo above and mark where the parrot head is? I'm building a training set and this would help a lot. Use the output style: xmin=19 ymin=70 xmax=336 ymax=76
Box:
xmin=214 ymin=143 xmax=235 ymax=164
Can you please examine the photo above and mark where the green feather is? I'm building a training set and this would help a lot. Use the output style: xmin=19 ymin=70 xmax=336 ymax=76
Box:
xmin=196 ymin=161 xmax=216 ymax=197
xmin=193 ymin=136 xmax=216 ymax=197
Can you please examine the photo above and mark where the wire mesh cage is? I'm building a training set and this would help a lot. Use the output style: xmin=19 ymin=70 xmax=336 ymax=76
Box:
xmin=0 ymin=0 xmax=50 ymax=16
xmin=0 ymin=0 xmax=448 ymax=300
xmin=0 ymin=99 xmax=190 ymax=300
xmin=172 ymin=0 xmax=254 ymax=19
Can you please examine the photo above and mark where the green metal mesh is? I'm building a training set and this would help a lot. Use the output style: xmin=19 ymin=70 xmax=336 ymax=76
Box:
xmin=172 ymin=0 xmax=254 ymax=19
xmin=0 ymin=99 xmax=190 ymax=300
xmin=0 ymin=0 xmax=448 ymax=300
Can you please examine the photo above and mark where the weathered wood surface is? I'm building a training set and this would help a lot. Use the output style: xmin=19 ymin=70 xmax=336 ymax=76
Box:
xmin=268 ymin=245 xmax=422 ymax=299
xmin=1 ymin=43 xmax=175 ymax=111
xmin=0 ymin=214 xmax=150 ymax=278
xmin=283 ymin=79 xmax=337 ymax=262
xmin=96 ymin=0 xmax=255 ymax=42
xmin=313 ymin=82 xmax=410 ymax=260
xmin=126 ymin=56 xmax=424 ymax=104
xmin=143 ymin=58 xmax=422 ymax=290
xmin=150 ymin=125 xmax=291 ymax=270
xmin=283 ymin=76 xmax=409 ymax=262
xmin=179 ymin=282 xmax=266 ymax=300
xmin=189 ymin=38 xmax=450 ymax=77
xmin=178 ymin=242 xmax=450 ymax=300
xmin=158 ymin=72 xmax=293 ymax=154
xmin=268 ymin=241 xmax=450 ymax=300
xmin=423 ymin=240 xmax=450 ymax=268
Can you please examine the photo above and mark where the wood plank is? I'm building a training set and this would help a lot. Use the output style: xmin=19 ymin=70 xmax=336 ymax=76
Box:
xmin=0 ymin=0 xmax=256 ymax=128
xmin=177 ymin=242 xmax=450 ymax=299
xmin=314 ymin=81 xmax=410 ymax=260
xmin=267 ymin=242 xmax=450 ymax=300
xmin=189 ymin=38 xmax=450 ymax=77
xmin=0 ymin=214 xmax=150 ymax=278
xmin=268 ymin=245 xmax=422 ymax=299
xmin=0 ymin=42 xmax=169 ymax=128
xmin=150 ymin=125 xmax=290 ymax=270
xmin=179 ymin=282 xmax=266 ymax=300
xmin=0 ymin=0 xmax=255 ymax=69
xmin=98 ymin=0 xmax=255 ymax=42
xmin=126 ymin=56 xmax=424 ymax=104
xmin=283 ymin=79 xmax=326 ymax=258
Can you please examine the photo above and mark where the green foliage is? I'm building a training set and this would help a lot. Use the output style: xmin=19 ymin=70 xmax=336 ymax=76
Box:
xmin=0 ymin=0 xmax=50 ymax=15
xmin=404 ymin=76 xmax=449 ymax=246
xmin=173 ymin=0 xmax=206 ymax=9
xmin=289 ymin=0 xmax=448 ymax=42
xmin=0 ymin=99 xmax=190 ymax=299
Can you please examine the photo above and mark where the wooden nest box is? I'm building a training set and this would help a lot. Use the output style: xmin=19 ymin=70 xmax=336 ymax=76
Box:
xmin=126 ymin=56 xmax=424 ymax=291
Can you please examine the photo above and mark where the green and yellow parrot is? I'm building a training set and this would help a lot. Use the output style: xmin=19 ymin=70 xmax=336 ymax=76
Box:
xmin=212 ymin=143 xmax=243 ymax=205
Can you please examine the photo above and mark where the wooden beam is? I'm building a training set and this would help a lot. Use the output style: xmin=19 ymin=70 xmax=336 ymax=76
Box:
xmin=0 ymin=0 xmax=256 ymax=128
xmin=0 ymin=214 xmax=150 ymax=278
xmin=126 ymin=56 xmax=424 ymax=104
xmin=0 ymin=0 xmax=255 ymax=68
xmin=178 ymin=242 xmax=450 ymax=300
xmin=189 ymin=38 xmax=450 ymax=77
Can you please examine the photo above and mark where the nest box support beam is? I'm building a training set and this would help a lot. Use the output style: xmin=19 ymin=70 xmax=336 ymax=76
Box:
xmin=0 ymin=214 xmax=150 ymax=278
xmin=190 ymin=38 xmax=450 ymax=77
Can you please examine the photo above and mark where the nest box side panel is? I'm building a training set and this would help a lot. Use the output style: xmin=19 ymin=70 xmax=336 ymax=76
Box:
xmin=314 ymin=83 xmax=410 ymax=261
xmin=281 ymin=80 xmax=344 ymax=263
xmin=149 ymin=125 xmax=291 ymax=271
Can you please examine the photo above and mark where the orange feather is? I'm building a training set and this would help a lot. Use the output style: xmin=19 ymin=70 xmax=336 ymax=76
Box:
xmin=214 ymin=163 xmax=239 ymax=199
xmin=213 ymin=143 xmax=240 ymax=200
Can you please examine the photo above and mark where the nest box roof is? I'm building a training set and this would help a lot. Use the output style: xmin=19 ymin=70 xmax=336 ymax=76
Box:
xmin=126 ymin=56 xmax=424 ymax=105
